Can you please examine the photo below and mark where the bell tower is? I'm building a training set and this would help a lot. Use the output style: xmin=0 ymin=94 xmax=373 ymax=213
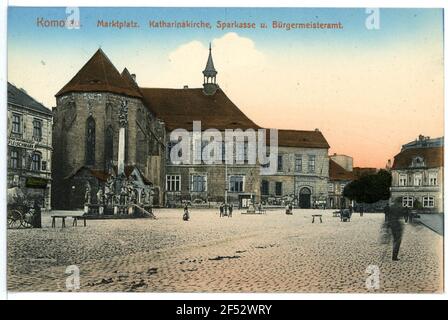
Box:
xmin=202 ymin=43 xmax=218 ymax=95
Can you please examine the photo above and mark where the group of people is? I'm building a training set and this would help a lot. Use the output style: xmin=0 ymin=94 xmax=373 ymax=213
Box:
xmin=219 ymin=203 xmax=233 ymax=217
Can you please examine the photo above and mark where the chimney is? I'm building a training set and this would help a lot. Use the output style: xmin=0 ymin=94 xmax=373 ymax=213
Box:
xmin=183 ymin=85 xmax=189 ymax=89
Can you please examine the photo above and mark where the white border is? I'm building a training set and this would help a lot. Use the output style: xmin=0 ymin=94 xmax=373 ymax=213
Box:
xmin=1 ymin=0 xmax=447 ymax=300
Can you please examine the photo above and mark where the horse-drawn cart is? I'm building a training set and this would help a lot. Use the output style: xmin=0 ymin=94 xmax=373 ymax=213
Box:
xmin=7 ymin=187 xmax=36 ymax=229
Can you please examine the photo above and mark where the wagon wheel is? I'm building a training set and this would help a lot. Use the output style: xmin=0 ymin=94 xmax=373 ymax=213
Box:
xmin=8 ymin=210 xmax=23 ymax=229
xmin=21 ymin=212 xmax=33 ymax=228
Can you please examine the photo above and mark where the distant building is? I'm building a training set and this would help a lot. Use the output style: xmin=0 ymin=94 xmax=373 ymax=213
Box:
xmin=7 ymin=82 xmax=53 ymax=209
xmin=390 ymin=135 xmax=444 ymax=212
xmin=328 ymin=158 xmax=354 ymax=209
xmin=330 ymin=154 xmax=353 ymax=172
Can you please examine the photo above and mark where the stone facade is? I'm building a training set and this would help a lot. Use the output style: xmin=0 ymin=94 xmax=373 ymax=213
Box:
xmin=52 ymin=92 xmax=165 ymax=209
xmin=261 ymin=146 xmax=329 ymax=208
xmin=51 ymin=48 xmax=334 ymax=210
xmin=7 ymin=83 xmax=53 ymax=209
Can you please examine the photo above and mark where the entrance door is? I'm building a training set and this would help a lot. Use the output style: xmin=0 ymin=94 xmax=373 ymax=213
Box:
xmin=299 ymin=187 xmax=311 ymax=208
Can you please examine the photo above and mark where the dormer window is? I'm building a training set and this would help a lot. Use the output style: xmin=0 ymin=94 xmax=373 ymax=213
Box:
xmin=411 ymin=156 xmax=425 ymax=168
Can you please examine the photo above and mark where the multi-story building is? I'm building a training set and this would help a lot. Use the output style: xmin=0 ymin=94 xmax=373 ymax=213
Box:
xmin=7 ymin=82 xmax=53 ymax=209
xmin=51 ymin=47 xmax=333 ymax=209
xmin=390 ymin=135 xmax=443 ymax=212
xmin=260 ymin=130 xmax=330 ymax=208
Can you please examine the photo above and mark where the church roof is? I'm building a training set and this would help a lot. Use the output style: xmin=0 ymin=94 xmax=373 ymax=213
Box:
xmin=121 ymin=68 xmax=141 ymax=94
xmin=329 ymin=159 xmax=354 ymax=181
xmin=202 ymin=44 xmax=217 ymax=77
xmin=140 ymin=87 xmax=259 ymax=131
xmin=8 ymin=82 xmax=52 ymax=115
xmin=56 ymin=49 xmax=142 ymax=98
xmin=392 ymin=147 xmax=443 ymax=170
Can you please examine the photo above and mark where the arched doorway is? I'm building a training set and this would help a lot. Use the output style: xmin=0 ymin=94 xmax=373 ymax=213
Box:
xmin=299 ymin=187 xmax=311 ymax=208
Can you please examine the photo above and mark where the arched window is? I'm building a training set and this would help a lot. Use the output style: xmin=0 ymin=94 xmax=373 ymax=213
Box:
xmin=85 ymin=116 xmax=96 ymax=166
xmin=104 ymin=125 xmax=114 ymax=169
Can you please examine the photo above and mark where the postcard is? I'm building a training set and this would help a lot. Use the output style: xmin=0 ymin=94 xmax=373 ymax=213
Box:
xmin=5 ymin=5 xmax=445 ymax=295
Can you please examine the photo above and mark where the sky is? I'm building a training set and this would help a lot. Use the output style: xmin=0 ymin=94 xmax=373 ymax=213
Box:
xmin=7 ymin=7 xmax=444 ymax=168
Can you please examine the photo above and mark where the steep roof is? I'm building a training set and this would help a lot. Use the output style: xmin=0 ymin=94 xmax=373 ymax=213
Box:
xmin=275 ymin=129 xmax=330 ymax=149
xmin=203 ymin=44 xmax=217 ymax=77
xmin=121 ymin=68 xmax=142 ymax=94
xmin=140 ymin=87 xmax=259 ymax=131
xmin=329 ymin=159 xmax=354 ymax=181
xmin=7 ymin=82 xmax=52 ymax=115
xmin=56 ymin=49 xmax=142 ymax=98
xmin=392 ymin=147 xmax=443 ymax=170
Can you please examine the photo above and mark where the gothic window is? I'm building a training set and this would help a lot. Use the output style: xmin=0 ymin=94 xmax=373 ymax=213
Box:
xmin=136 ymin=126 xmax=147 ymax=165
xmin=104 ymin=125 xmax=114 ymax=169
xmin=85 ymin=116 xmax=96 ymax=166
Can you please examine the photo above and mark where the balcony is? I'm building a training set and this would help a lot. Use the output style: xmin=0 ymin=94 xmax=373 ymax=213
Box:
xmin=390 ymin=185 xmax=440 ymax=193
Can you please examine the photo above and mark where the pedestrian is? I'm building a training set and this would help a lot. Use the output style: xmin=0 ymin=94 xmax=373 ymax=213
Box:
xmin=403 ymin=206 xmax=410 ymax=223
xmin=389 ymin=207 xmax=404 ymax=261
xmin=183 ymin=203 xmax=189 ymax=221
xmin=228 ymin=204 xmax=233 ymax=217
xmin=360 ymin=205 xmax=364 ymax=217
xmin=32 ymin=200 xmax=42 ymax=228
xmin=219 ymin=204 xmax=224 ymax=217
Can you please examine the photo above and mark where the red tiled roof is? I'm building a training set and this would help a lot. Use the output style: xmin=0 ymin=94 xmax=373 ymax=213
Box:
xmin=55 ymin=49 xmax=331 ymax=150
xmin=140 ymin=87 xmax=259 ymax=131
xmin=392 ymin=147 xmax=443 ymax=170
xmin=329 ymin=159 xmax=354 ymax=181
xmin=121 ymin=68 xmax=142 ymax=95
xmin=276 ymin=129 xmax=330 ymax=149
xmin=56 ymin=49 xmax=142 ymax=98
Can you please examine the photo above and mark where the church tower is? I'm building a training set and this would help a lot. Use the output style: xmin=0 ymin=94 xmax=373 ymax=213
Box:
xmin=202 ymin=43 xmax=218 ymax=95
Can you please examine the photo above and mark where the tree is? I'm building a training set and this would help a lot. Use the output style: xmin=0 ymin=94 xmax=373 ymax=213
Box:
xmin=343 ymin=169 xmax=391 ymax=203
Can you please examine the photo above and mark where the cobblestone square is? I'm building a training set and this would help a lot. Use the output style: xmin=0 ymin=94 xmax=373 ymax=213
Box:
xmin=7 ymin=209 xmax=443 ymax=293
